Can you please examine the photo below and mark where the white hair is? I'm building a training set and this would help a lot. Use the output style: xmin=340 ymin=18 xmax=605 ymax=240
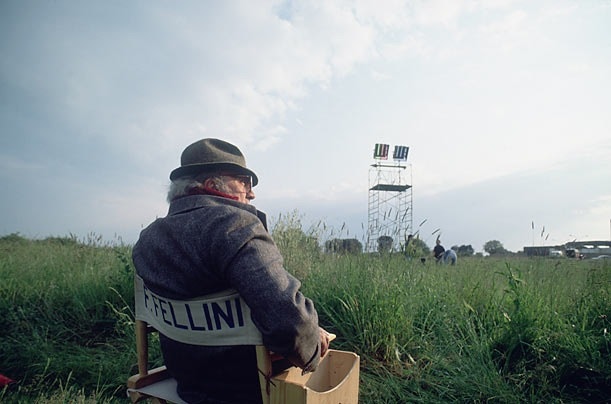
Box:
xmin=166 ymin=173 xmax=228 ymax=202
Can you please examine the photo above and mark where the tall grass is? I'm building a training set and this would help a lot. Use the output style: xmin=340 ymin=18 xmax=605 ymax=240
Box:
xmin=292 ymin=243 xmax=610 ymax=403
xmin=1 ymin=226 xmax=610 ymax=403
xmin=0 ymin=234 xmax=140 ymax=402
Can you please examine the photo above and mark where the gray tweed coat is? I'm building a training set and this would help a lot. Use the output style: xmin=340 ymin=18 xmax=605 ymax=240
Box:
xmin=133 ymin=194 xmax=321 ymax=404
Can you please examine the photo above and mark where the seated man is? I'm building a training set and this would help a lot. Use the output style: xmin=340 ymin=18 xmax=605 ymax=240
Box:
xmin=133 ymin=138 xmax=330 ymax=404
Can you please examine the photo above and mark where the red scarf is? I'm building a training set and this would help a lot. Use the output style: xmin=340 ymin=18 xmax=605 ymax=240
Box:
xmin=186 ymin=186 xmax=240 ymax=201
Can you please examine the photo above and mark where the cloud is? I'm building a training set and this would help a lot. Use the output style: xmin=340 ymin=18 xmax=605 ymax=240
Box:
xmin=371 ymin=69 xmax=392 ymax=81
xmin=1 ymin=0 xmax=610 ymax=251
xmin=2 ymin=1 xmax=392 ymax=157
xmin=410 ymin=0 xmax=467 ymax=28
xmin=481 ymin=9 xmax=528 ymax=37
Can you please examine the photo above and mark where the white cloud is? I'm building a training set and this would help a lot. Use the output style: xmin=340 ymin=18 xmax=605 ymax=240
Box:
xmin=410 ymin=0 xmax=467 ymax=28
xmin=371 ymin=69 xmax=392 ymax=81
xmin=481 ymin=9 xmax=528 ymax=36
xmin=1 ymin=0 xmax=610 ymax=250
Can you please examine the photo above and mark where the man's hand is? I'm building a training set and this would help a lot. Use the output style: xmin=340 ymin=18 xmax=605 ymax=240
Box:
xmin=319 ymin=328 xmax=335 ymax=357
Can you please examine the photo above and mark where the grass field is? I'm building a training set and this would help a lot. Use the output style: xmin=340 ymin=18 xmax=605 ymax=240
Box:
xmin=1 ymin=228 xmax=609 ymax=403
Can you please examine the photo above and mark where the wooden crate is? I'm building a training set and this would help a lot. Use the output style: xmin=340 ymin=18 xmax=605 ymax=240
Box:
xmin=269 ymin=350 xmax=360 ymax=404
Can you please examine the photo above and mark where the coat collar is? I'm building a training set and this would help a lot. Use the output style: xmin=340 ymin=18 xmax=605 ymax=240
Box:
xmin=168 ymin=195 xmax=267 ymax=230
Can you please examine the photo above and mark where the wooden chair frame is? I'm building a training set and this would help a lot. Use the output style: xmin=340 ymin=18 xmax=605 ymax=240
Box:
xmin=128 ymin=320 xmax=281 ymax=403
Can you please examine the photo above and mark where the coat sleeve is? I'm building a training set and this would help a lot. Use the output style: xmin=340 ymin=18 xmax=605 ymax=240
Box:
xmin=207 ymin=208 xmax=321 ymax=371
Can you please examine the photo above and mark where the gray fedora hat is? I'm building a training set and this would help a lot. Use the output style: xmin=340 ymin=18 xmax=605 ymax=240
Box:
xmin=170 ymin=138 xmax=258 ymax=186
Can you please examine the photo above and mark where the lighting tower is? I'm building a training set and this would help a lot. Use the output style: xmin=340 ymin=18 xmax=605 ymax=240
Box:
xmin=366 ymin=144 xmax=413 ymax=252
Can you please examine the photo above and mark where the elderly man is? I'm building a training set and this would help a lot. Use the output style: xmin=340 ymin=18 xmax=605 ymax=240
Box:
xmin=132 ymin=138 xmax=330 ymax=404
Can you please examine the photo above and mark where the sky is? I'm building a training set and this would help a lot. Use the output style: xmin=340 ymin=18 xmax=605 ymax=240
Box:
xmin=1 ymin=0 xmax=610 ymax=253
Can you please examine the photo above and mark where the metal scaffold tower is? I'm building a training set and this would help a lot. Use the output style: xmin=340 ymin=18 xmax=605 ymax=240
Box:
xmin=366 ymin=144 xmax=413 ymax=253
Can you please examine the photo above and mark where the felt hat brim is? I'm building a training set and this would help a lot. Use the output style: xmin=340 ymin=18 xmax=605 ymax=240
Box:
xmin=170 ymin=162 xmax=258 ymax=186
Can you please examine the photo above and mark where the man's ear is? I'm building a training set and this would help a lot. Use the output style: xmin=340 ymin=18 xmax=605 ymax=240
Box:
xmin=203 ymin=177 xmax=216 ymax=190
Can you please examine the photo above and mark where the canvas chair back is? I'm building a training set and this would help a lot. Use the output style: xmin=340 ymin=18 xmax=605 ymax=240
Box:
xmin=127 ymin=275 xmax=360 ymax=404
xmin=127 ymin=275 xmax=273 ymax=403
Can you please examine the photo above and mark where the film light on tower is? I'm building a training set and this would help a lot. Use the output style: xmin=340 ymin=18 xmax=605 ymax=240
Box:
xmin=366 ymin=143 xmax=413 ymax=253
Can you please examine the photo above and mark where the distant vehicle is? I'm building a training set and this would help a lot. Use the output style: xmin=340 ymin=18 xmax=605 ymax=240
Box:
xmin=550 ymin=250 xmax=563 ymax=257
xmin=591 ymin=255 xmax=610 ymax=260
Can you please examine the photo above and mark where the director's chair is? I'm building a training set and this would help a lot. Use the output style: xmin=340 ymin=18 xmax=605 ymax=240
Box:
xmin=126 ymin=275 xmax=359 ymax=404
